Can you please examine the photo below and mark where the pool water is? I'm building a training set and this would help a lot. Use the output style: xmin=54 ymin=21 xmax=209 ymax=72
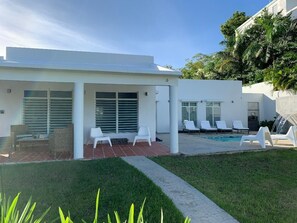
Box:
xmin=204 ymin=135 xmax=242 ymax=142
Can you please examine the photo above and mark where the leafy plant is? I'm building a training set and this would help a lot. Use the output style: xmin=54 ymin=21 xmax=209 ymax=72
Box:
xmin=259 ymin=119 xmax=276 ymax=131
xmin=0 ymin=193 xmax=50 ymax=223
xmin=58 ymin=189 xmax=191 ymax=223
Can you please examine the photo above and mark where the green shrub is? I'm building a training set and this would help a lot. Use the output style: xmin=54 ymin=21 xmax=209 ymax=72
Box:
xmin=0 ymin=193 xmax=50 ymax=223
xmin=1 ymin=190 xmax=191 ymax=223
xmin=259 ymin=119 xmax=275 ymax=131
xmin=59 ymin=189 xmax=191 ymax=223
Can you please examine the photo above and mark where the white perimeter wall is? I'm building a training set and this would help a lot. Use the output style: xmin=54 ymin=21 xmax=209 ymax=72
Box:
xmin=156 ymin=79 xmax=244 ymax=132
xmin=242 ymin=82 xmax=292 ymax=121
xmin=242 ymin=93 xmax=266 ymax=122
xmin=0 ymin=81 xmax=156 ymax=142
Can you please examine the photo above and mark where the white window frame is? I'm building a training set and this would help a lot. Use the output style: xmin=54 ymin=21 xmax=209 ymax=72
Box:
xmin=23 ymin=90 xmax=48 ymax=134
xmin=23 ymin=90 xmax=72 ymax=134
xmin=181 ymin=102 xmax=198 ymax=124
xmin=206 ymin=102 xmax=221 ymax=127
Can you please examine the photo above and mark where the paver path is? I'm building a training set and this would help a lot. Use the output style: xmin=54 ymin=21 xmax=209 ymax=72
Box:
xmin=122 ymin=156 xmax=239 ymax=223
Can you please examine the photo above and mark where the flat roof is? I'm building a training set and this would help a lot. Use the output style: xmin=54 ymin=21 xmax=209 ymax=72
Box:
xmin=0 ymin=47 xmax=181 ymax=76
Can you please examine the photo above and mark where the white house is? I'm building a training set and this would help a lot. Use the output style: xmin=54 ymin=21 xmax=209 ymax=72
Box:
xmin=0 ymin=47 xmax=181 ymax=158
xmin=237 ymin=0 xmax=297 ymax=33
xmin=156 ymin=80 xmax=292 ymax=133
xmin=156 ymin=80 xmax=244 ymax=132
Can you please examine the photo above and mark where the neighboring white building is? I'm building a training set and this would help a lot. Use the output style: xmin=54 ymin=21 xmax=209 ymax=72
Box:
xmin=243 ymin=82 xmax=296 ymax=125
xmin=156 ymin=80 xmax=291 ymax=133
xmin=237 ymin=0 xmax=297 ymax=33
xmin=0 ymin=47 xmax=181 ymax=158
xmin=157 ymin=80 xmax=245 ymax=132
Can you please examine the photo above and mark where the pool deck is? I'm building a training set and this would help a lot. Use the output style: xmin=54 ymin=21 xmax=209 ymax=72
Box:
xmin=157 ymin=132 xmax=294 ymax=155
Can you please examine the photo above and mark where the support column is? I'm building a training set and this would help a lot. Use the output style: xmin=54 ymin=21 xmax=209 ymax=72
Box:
xmin=169 ymin=85 xmax=179 ymax=154
xmin=73 ymin=82 xmax=84 ymax=159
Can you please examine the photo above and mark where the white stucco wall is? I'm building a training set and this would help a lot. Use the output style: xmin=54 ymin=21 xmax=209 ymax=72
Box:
xmin=0 ymin=81 xmax=156 ymax=142
xmin=276 ymin=95 xmax=297 ymax=116
xmin=242 ymin=93 xmax=265 ymax=122
xmin=156 ymin=79 xmax=244 ymax=132
xmin=242 ymin=82 xmax=292 ymax=121
xmin=156 ymin=86 xmax=170 ymax=133
xmin=242 ymin=82 xmax=292 ymax=99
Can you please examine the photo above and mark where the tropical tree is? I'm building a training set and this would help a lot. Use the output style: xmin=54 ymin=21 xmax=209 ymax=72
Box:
xmin=239 ymin=10 xmax=296 ymax=67
xmin=181 ymin=10 xmax=297 ymax=91
xmin=235 ymin=10 xmax=297 ymax=89
xmin=181 ymin=12 xmax=250 ymax=81
xmin=220 ymin=11 xmax=250 ymax=49
xmin=180 ymin=54 xmax=214 ymax=79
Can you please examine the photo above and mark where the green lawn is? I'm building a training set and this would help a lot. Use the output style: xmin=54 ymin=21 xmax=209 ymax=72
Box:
xmin=152 ymin=149 xmax=297 ymax=223
xmin=0 ymin=158 xmax=184 ymax=222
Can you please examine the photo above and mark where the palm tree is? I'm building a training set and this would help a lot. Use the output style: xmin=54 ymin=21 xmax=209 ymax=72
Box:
xmin=235 ymin=10 xmax=297 ymax=90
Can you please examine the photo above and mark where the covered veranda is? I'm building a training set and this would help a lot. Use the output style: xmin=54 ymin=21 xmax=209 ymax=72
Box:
xmin=0 ymin=47 xmax=181 ymax=160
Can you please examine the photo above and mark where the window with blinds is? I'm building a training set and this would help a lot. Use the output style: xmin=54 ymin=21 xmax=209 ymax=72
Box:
xmin=23 ymin=90 xmax=48 ymax=134
xmin=49 ymin=91 xmax=72 ymax=133
xmin=96 ymin=92 xmax=138 ymax=133
xmin=96 ymin=92 xmax=116 ymax=133
xmin=23 ymin=90 xmax=72 ymax=134
xmin=118 ymin=93 xmax=138 ymax=132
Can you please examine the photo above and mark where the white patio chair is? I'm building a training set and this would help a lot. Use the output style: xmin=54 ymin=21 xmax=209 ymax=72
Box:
xmin=183 ymin=120 xmax=200 ymax=133
xmin=133 ymin=126 xmax=151 ymax=146
xmin=233 ymin=120 xmax=249 ymax=134
xmin=240 ymin=126 xmax=273 ymax=148
xmin=215 ymin=121 xmax=232 ymax=132
xmin=200 ymin=120 xmax=217 ymax=132
xmin=271 ymin=126 xmax=297 ymax=147
xmin=90 ymin=127 xmax=112 ymax=148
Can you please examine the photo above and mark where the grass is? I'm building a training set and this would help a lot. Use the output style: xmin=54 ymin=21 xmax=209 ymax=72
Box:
xmin=0 ymin=158 xmax=184 ymax=222
xmin=152 ymin=149 xmax=297 ymax=223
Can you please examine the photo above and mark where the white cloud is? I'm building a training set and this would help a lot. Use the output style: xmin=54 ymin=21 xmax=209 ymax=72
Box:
xmin=0 ymin=0 xmax=117 ymax=57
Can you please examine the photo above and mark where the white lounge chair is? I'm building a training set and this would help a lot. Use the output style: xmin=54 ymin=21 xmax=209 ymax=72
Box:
xmin=183 ymin=120 xmax=200 ymax=133
xmin=200 ymin=121 xmax=217 ymax=132
xmin=133 ymin=126 xmax=151 ymax=146
xmin=90 ymin=127 xmax=112 ymax=148
xmin=233 ymin=120 xmax=249 ymax=134
xmin=216 ymin=121 xmax=232 ymax=132
xmin=271 ymin=126 xmax=297 ymax=147
xmin=240 ymin=126 xmax=273 ymax=148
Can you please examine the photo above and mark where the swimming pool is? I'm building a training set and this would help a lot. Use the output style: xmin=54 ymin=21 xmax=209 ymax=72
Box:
xmin=204 ymin=135 xmax=242 ymax=142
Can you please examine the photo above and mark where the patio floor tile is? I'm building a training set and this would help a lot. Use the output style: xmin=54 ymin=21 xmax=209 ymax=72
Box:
xmin=0 ymin=142 xmax=170 ymax=164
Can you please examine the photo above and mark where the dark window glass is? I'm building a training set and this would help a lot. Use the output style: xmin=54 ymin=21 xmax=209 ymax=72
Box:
xmin=96 ymin=92 xmax=116 ymax=99
xmin=118 ymin=92 xmax=138 ymax=99
xmin=24 ymin=90 xmax=47 ymax=98
xmin=50 ymin=91 xmax=72 ymax=98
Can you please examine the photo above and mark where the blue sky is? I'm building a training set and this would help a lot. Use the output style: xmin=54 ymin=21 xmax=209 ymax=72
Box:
xmin=0 ymin=0 xmax=270 ymax=68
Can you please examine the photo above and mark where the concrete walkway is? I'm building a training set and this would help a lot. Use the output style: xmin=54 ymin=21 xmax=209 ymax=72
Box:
xmin=122 ymin=156 xmax=239 ymax=223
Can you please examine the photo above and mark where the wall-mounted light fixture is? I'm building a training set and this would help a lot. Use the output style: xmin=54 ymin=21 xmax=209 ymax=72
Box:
xmin=7 ymin=89 xmax=11 ymax=94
